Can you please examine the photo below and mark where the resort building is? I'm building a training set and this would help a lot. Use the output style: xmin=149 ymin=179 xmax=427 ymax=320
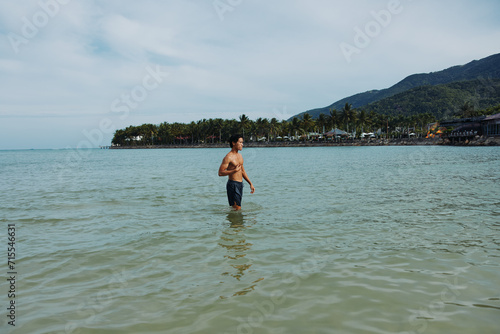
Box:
xmin=443 ymin=113 xmax=500 ymax=138
xmin=482 ymin=113 xmax=500 ymax=136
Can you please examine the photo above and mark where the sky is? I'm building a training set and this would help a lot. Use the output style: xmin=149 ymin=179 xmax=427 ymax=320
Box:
xmin=0 ymin=0 xmax=499 ymax=149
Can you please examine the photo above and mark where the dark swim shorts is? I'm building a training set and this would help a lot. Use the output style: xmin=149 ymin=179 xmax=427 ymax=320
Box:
xmin=226 ymin=180 xmax=243 ymax=207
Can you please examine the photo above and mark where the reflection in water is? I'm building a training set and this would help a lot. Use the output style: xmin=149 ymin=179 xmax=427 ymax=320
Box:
xmin=226 ymin=210 xmax=246 ymax=229
xmin=218 ymin=210 xmax=263 ymax=297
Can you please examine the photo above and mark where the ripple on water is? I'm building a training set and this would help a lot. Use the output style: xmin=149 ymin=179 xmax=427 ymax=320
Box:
xmin=3 ymin=147 xmax=500 ymax=333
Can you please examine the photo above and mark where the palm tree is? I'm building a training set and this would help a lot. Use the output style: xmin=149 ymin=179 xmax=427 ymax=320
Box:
xmin=357 ymin=109 xmax=368 ymax=134
xmin=263 ymin=118 xmax=270 ymax=139
xmin=291 ymin=117 xmax=301 ymax=139
xmin=188 ymin=121 xmax=198 ymax=144
xmin=369 ymin=111 xmax=386 ymax=136
xmin=301 ymin=113 xmax=315 ymax=133
xmin=214 ymin=118 xmax=224 ymax=143
xmin=248 ymin=120 xmax=257 ymax=141
xmin=198 ymin=119 xmax=208 ymax=143
xmin=207 ymin=118 xmax=217 ymax=143
xmin=255 ymin=117 xmax=266 ymax=139
xmin=223 ymin=119 xmax=239 ymax=141
xmin=170 ymin=122 xmax=184 ymax=144
xmin=328 ymin=108 xmax=338 ymax=131
xmin=280 ymin=120 xmax=289 ymax=137
xmin=139 ymin=123 xmax=157 ymax=145
xmin=158 ymin=122 xmax=172 ymax=144
xmin=341 ymin=104 xmax=358 ymax=135
xmin=239 ymin=114 xmax=250 ymax=137
xmin=269 ymin=118 xmax=278 ymax=141
xmin=317 ymin=113 xmax=326 ymax=133
xmin=341 ymin=103 xmax=352 ymax=132
xmin=111 ymin=129 xmax=126 ymax=146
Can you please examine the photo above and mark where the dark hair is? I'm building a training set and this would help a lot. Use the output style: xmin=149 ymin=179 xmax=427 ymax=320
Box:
xmin=229 ymin=134 xmax=243 ymax=148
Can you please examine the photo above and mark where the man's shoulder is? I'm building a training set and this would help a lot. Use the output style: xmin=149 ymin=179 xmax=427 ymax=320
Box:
xmin=224 ymin=151 xmax=236 ymax=161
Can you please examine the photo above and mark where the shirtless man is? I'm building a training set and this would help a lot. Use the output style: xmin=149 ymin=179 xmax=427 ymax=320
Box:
xmin=218 ymin=134 xmax=255 ymax=210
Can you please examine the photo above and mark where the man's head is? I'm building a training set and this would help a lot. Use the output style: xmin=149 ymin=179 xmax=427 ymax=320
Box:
xmin=229 ymin=134 xmax=244 ymax=149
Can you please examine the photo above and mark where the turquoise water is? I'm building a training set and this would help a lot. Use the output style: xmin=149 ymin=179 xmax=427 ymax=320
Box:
xmin=1 ymin=146 xmax=499 ymax=334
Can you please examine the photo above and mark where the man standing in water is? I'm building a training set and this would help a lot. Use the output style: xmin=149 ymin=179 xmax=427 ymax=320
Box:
xmin=218 ymin=134 xmax=255 ymax=210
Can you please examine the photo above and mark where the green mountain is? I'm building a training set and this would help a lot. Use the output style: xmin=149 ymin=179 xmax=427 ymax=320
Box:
xmin=363 ymin=78 xmax=500 ymax=119
xmin=293 ymin=53 xmax=500 ymax=119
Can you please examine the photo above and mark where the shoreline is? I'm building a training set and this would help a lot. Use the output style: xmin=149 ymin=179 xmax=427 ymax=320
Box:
xmin=109 ymin=136 xmax=500 ymax=149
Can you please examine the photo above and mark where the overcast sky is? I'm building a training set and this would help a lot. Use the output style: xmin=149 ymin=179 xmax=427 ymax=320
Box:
xmin=1 ymin=0 xmax=499 ymax=149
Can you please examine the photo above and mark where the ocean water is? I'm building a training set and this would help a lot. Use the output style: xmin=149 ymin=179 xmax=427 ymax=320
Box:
xmin=1 ymin=146 xmax=499 ymax=334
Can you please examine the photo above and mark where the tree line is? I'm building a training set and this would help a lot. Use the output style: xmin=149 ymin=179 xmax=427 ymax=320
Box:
xmin=111 ymin=102 xmax=499 ymax=146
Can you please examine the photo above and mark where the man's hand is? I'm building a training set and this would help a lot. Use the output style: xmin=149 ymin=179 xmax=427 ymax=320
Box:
xmin=250 ymin=184 xmax=255 ymax=194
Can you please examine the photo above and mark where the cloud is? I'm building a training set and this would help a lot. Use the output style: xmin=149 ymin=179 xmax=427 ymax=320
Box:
xmin=0 ymin=0 xmax=499 ymax=149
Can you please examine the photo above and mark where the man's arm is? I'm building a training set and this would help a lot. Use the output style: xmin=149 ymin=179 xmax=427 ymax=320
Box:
xmin=241 ymin=165 xmax=255 ymax=193
xmin=218 ymin=156 xmax=241 ymax=176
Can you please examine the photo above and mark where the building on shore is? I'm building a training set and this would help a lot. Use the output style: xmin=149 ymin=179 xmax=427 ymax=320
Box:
xmin=442 ymin=113 xmax=500 ymax=139
xmin=482 ymin=113 xmax=500 ymax=136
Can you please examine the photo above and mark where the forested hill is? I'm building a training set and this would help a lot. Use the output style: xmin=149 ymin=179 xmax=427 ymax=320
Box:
xmin=362 ymin=78 xmax=500 ymax=119
xmin=294 ymin=53 xmax=500 ymax=119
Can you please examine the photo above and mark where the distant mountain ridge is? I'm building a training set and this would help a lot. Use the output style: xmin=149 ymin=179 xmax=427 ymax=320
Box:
xmin=363 ymin=78 xmax=500 ymax=119
xmin=293 ymin=53 xmax=500 ymax=119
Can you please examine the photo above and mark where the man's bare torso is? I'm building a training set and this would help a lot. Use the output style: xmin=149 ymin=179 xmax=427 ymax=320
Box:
xmin=225 ymin=152 xmax=244 ymax=182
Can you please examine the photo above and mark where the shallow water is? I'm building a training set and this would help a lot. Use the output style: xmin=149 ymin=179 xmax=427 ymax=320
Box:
xmin=1 ymin=146 xmax=499 ymax=334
